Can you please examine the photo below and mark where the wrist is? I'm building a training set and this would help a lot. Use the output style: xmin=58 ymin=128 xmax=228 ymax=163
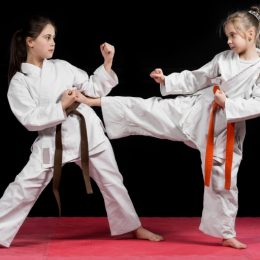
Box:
xmin=104 ymin=60 xmax=113 ymax=72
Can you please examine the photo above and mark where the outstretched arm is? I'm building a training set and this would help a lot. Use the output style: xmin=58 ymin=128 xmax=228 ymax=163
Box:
xmin=74 ymin=90 xmax=101 ymax=107
xmin=151 ymin=52 xmax=221 ymax=96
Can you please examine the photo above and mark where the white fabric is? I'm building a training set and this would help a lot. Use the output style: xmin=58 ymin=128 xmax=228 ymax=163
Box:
xmin=1 ymin=60 xmax=141 ymax=247
xmin=8 ymin=59 xmax=118 ymax=167
xmin=0 ymin=138 xmax=141 ymax=247
xmin=101 ymin=50 xmax=260 ymax=239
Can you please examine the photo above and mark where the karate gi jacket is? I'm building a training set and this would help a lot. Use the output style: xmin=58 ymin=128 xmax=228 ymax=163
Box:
xmin=161 ymin=50 xmax=260 ymax=161
xmin=7 ymin=59 xmax=118 ymax=168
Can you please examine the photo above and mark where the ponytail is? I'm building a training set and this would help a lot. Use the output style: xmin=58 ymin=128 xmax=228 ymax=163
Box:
xmin=8 ymin=30 xmax=27 ymax=84
xmin=249 ymin=5 xmax=260 ymax=48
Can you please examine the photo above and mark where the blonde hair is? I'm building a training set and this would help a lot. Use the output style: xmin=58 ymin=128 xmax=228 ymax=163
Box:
xmin=223 ymin=5 xmax=260 ymax=48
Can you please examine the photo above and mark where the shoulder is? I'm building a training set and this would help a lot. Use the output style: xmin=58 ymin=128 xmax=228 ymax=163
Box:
xmin=9 ymin=72 xmax=27 ymax=86
xmin=47 ymin=59 xmax=72 ymax=67
xmin=8 ymin=72 xmax=29 ymax=97
xmin=46 ymin=59 xmax=79 ymax=74
xmin=206 ymin=50 xmax=236 ymax=68
xmin=213 ymin=50 xmax=235 ymax=60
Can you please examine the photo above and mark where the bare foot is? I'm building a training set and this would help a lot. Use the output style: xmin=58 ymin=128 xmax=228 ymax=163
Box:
xmin=222 ymin=238 xmax=247 ymax=249
xmin=134 ymin=226 xmax=164 ymax=242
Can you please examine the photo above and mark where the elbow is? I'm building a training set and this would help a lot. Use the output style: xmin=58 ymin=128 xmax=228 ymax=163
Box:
xmin=21 ymin=117 xmax=47 ymax=132
xmin=23 ymin=123 xmax=44 ymax=132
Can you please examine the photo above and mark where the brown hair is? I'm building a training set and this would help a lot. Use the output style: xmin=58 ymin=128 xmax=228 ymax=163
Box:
xmin=8 ymin=15 xmax=56 ymax=83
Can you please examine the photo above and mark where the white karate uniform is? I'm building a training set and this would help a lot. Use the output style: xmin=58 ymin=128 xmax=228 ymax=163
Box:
xmin=0 ymin=59 xmax=141 ymax=247
xmin=101 ymin=50 xmax=260 ymax=239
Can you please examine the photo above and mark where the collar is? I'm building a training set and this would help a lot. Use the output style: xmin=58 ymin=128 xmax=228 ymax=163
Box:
xmin=21 ymin=59 xmax=48 ymax=76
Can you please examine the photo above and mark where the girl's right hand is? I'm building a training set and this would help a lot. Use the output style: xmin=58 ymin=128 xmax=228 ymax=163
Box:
xmin=150 ymin=68 xmax=165 ymax=85
xmin=214 ymin=89 xmax=226 ymax=108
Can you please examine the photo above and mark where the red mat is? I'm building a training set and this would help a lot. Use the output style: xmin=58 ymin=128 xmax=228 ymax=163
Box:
xmin=1 ymin=217 xmax=260 ymax=259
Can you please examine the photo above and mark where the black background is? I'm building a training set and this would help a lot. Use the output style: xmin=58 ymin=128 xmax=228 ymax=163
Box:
xmin=0 ymin=0 xmax=260 ymax=217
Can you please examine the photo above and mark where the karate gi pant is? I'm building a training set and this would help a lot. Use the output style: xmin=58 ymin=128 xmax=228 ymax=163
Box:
xmin=101 ymin=96 xmax=241 ymax=239
xmin=0 ymin=138 xmax=141 ymax=247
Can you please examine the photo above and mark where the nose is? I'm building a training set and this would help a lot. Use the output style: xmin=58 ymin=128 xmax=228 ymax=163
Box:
xmin=51 ymin=39 xmax=55 ymax=46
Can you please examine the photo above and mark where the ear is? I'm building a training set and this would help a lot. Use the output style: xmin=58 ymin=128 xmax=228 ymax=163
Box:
xmin=26 ymin=37 xmax=34 ymax=48
xmin=247 ymin=27 xmax=256 ymax=41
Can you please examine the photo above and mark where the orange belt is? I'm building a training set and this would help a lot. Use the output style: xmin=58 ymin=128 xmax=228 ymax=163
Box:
xmin=204 ymin=85 xmax=235 ymax=190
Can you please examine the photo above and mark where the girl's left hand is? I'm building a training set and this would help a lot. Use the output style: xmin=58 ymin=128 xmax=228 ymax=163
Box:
xmin=100 ymin=42 xmax=114 ymax=72
xmin=100 ymin=42 xmax=114 ymax=60
xmin=214 ymin=89 xmax=226 ymax=108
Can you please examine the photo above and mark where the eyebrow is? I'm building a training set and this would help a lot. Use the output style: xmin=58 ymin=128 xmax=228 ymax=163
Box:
xmin=42 ymin=33 xmax=55 ymax=37
xmin=225 ymin=30 xmax=236 ymax=36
